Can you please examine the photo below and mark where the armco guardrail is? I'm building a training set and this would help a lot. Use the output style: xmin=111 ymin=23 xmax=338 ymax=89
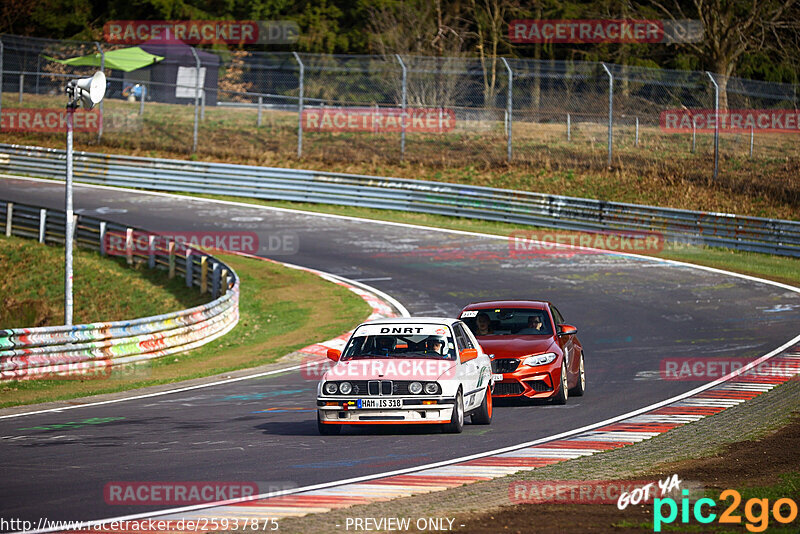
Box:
xmin=1 ymin=143 xmax=799 ymax=257
xmin=0 ymin=199 xmax=239 ymax=381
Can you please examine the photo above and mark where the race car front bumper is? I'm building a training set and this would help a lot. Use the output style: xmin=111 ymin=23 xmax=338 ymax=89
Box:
xmin=317 ymin=397 xmax=454 ymax=424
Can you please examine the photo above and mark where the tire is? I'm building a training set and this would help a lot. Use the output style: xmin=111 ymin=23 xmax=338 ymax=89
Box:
xmin=443 ymin=391 xmax=464 ymax=433
xmin=569 ymin=352 xmax=586 ymax=397
xmin=552 ymin=360 xmax=569 ymax=405
xmin=471 ymin=385 xmax=493 ymax=425
xmin=317 ymin=411 xmax=342 ymax=435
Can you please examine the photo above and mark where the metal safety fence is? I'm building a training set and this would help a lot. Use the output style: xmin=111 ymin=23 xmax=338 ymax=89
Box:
xmin=0 ymin=34 xmax=798 ymax=183
xmin=1 ymin=143 xmax=798 ymax=257
xmin=0 ymin=198 xmax=239 ymax=381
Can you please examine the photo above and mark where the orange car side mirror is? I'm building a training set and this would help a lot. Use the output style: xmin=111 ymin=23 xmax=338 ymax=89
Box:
xmin=327 ymin=348 xmax=341 ymax=362
xmin=459 ymin=348 xmax=478 ymax=363
xmin=558 ymin=324 xmax=578 ymax=336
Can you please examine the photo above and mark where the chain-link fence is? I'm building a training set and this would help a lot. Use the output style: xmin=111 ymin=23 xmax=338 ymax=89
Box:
xmin=1 ymin=33 xmax=798 ymax=188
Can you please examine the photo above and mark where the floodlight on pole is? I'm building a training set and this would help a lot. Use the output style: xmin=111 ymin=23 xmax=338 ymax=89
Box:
xmin=64 ymin=70 xmax=105 ymax=325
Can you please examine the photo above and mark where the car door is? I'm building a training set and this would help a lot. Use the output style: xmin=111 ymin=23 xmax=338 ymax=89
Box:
xmin=453 ymin=323 xmax=481 ymax=410
xmin=551 ymin=305 xmax=577 ymax=377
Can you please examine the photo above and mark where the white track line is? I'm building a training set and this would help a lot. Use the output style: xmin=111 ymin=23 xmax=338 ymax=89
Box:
xmin=0 ymin=265 xmax=407 ymax=420
xmin=2 ymin=173 xmax=799 ymax=534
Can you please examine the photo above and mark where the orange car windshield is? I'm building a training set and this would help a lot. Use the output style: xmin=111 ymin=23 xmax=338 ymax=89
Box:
xmin=462 ymin=309 xmax=552 ymax=336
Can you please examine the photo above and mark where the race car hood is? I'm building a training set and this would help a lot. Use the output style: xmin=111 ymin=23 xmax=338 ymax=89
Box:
xmin=477 ymin=337 xmax=556 ymax=359
xmin=322 ymin=358 xmax=458 ymax=382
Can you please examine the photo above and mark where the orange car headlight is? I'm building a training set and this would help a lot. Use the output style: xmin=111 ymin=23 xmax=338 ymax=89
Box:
xmin=522 ymin=352 xmax=557 ymax=367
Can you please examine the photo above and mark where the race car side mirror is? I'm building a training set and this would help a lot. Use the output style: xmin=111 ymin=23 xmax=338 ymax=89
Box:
xmin=459 ymin=348 xmax=478 ymax=363
xmin=327 ymin=348 xmax=341 ymax=362
xmin=557 ymin=324 xmax=578 ymax=336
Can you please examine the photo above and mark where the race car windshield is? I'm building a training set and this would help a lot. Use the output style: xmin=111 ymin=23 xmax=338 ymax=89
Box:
xmin=461 ymin=309 xmax=553 ymax=336
xmin=341 ymin=334 xmax=456 ymax=360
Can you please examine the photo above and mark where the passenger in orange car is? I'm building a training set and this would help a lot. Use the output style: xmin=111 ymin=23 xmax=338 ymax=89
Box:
xmin=474 ymin=312 xmax=494 ymax=336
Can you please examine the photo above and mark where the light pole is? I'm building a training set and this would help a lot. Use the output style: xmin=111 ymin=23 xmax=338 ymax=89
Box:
xmin=64 ymin=71 xmax=105 ymax=325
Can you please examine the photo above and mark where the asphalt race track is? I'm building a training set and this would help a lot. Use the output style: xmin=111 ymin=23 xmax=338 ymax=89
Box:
xmin=1 ymin=176 xmax=799 ymax=526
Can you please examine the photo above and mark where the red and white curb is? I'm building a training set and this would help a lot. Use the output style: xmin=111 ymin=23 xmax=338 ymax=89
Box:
xmin=145 ymin=346 xmax=800 ymax=525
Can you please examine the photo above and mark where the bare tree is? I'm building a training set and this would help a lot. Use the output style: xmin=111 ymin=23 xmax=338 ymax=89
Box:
xmin=468 ymin=0 xmax=515 ymax=108
xmin=650 ymin=0 xmax=797 ymax=109
xmin=366 ymin=0 xmax=470 ymax=108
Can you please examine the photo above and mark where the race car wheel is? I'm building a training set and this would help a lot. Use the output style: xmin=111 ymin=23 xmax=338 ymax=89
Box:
xmin=317 ymin=412 xmax=342 ymax=435
xmin=443 ymin=391 xmax=464 ymax=433
xmin=552 ymin=360 xmax=569 ymax=405
xmin=569 ymin=352 xmax=586 ymax=397
xmin=471 ymin=385 xmax=493 ymax=425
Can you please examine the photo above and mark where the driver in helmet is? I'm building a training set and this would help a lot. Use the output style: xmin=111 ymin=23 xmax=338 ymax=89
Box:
xmin=424 ymin=336 xmax=446 ymax=356
xmin=373 ymin=336 xmax=396 ymax=354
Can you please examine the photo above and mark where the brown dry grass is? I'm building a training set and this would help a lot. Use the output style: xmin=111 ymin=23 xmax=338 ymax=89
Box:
xmin=2 ymin=94 xmax=798 ymax=220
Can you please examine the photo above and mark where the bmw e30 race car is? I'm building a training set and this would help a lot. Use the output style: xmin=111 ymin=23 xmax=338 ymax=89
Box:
xmin=458 ymin=301 xmax=585 ymax=404
xmin=316 ymin=317 xmax=494 ymax=435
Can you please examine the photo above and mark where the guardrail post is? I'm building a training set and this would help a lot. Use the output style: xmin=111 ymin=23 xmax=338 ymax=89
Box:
xmin=190 ymin=47 xmax=201 ymax=153
xmin=749 ymin=125 xmax=754 ymax=158
xmin=566 ymin=113 xmax=571 ymax=141
xmin=257 ymin=96 xmax=263 ymax=127
xmin=148 ymin=235 xmax=155 ymax=268
xmin=220 ymin=268 xmax=228 ymax=295
xmin=501 ymin=57 xmax=513 ymax=163
xmin=125 ymin=227 xmax=133 ymax=265
xmin=99 ymin=221 xmax=107 ymax=255
xmin=706 ymin=72 xmax=719 ymax=180
xmin=292 ymin=52 xmax=304 ymax=158
xmin=200 ymin=255 xmax=208 ymax=293
xmin=185 ymin=247 xmax=193 ymax=287
xmin=38 ymin=208 xmax=46 ymax=243
xmin=19 ymin=73 xmax=23 ymax=103
xmin=211 ymin=262 xmax=221 ymax=299
xmin=395 ymin=54 xmax=407 ymax=158
xmin=168 ymin=240 xmax=176 ymax=278
xmin=691 ymin=116 xmax=697 ymax=153
xmin=601 ymin=63 xmax=613 ymax=167
xmin=635 ymin=117 xmax=639 ymax=147
xmin=4 ymin=202 xmax=10 ymax=237
xmin=94 ymin=42 xmax=105 ymax=141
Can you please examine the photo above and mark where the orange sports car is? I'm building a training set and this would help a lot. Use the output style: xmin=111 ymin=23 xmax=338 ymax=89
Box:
xmin=458 ymin=300 xmax=585 ymax=403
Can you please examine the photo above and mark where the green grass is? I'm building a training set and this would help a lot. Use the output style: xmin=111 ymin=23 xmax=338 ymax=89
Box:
xmin=0 ymin=234 xmax=206 ymax=328
xmin=0 ymin=250 xmax=372 ymax=408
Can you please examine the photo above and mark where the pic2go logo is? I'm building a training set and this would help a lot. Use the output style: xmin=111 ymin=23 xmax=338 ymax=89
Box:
xmin=653 ymin=489 xmax=798 ymax=532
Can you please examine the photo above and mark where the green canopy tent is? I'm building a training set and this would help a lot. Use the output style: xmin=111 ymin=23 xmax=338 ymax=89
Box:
xmin=44 ymin=46 xmax=163 ymax=72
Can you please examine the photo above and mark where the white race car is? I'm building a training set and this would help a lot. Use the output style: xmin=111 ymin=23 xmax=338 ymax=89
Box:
xmin=316 ymin=317 xmax=493 ymax=434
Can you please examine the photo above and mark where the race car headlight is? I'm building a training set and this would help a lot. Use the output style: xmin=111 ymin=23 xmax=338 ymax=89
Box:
xmin=424 ymin=382 xmax=439 ymax=395
xmin=522 ymin=352 xmax=557 ymax=367
xmin=409 ymin=381 xmax=423 ymax=394
xmin=323 ymin=382 xmax=338 ymax=395
xmin=339 ymin=381 xmax=353 ymax=395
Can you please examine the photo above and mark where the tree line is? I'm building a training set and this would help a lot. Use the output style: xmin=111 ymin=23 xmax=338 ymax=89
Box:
xmin=2 ymin=0 xmax=798 ymax=84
